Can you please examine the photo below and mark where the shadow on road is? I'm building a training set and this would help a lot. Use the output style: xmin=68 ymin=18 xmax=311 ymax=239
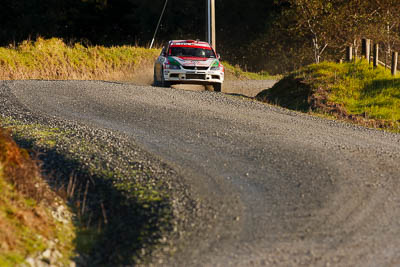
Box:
xmin=13 ymin=135 xmax=172 ymax=266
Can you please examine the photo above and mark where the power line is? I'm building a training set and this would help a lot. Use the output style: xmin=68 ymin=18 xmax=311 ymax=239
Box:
xmin=150 ymin=0 xmax=168 ymax=49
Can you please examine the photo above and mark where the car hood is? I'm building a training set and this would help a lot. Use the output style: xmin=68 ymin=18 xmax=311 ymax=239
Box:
xmin=168 ymin=56 xmax=220 ymax=68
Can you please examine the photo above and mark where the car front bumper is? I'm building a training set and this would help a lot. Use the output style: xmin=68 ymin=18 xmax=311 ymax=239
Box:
xmin=163 ymin=69 xmax=224 ymax=84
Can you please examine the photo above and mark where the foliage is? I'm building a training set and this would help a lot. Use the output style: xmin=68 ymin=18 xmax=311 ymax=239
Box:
xmin=0 ymin=0 xmax=283 ymax=73
xmin=1 ymin=118 xmax=175 ymax=265
xmin=223 ymin=61 xmax=280 ymax=80
xmin=286 ymin=0 xmax=334 ymax=63
xmin=0 ymin=37 xmax=160 ymax=80
xmin=282 ymin=0 xmax=400 ymax=64
xmin=0 ymin=127 xmax=44 ymax=201
xmin=256 ymin=60 xmax=400 ymax=131
xmin=2 ymin=0 xmax=400 ymax=74
xmin=0 ymin=127 xmax=75 ymax=265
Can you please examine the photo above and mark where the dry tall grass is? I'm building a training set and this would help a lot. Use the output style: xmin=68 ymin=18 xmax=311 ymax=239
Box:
xmin=0 ymin=128 xmax=51 ymax=202
xmin=0 ymin=127 xmax=74 ymax=265
xmin=0 ymin=38 xmax=160 ymax=81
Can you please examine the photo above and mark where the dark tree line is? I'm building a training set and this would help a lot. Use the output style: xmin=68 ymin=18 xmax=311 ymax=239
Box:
xmin=2 ymin=1 xmax=400 ymax=74
xmin=0 ymin=0 xmax=282 ymax=69
xmin=0 ymin=0 xmax=217 ymax=46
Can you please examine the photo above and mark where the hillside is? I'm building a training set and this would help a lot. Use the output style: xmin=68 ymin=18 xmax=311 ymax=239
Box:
xmin=256 ymin=60 xmax=400 ymax=132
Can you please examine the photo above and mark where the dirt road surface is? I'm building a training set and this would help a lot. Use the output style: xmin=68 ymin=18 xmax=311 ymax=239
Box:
xmin=4 ymin=80 xmax=400 ymax=266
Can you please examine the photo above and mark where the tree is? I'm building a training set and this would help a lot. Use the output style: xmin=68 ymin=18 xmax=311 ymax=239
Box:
xmin=370 ymin=0 xmax=400 ymax=62
xmin=287 ymin=0 xmax=336 ymax=63
xmin=327 ymin=0 xmax=376 ymax=58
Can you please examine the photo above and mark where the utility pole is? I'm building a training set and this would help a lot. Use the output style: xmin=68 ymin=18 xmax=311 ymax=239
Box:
xmin=150 ymin=0 xmax=168 ymax=49
xmin=206 ymin=0 xmax=216 ymax=51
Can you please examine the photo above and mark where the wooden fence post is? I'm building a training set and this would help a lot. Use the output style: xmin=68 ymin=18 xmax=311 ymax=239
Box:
xmin=373 ymin=44 xmax=379 ymax=68
xmin=362 ymin=38 xmax=371 ymax=62
xmin=391 ymin=51 xmax=398 ymax=76
xmin=361 ymin=39 xmax=366 ymax=57
xmin=346 ymin=46 xmax=353 ymax=62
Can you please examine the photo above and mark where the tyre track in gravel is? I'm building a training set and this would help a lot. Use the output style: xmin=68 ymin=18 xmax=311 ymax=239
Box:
xmin=5 ymin=80 xmax=400 ymax=266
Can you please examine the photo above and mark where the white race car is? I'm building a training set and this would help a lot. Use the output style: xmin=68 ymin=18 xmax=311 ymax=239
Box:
xmin=154 ymin=40 xmax=224 ymax=92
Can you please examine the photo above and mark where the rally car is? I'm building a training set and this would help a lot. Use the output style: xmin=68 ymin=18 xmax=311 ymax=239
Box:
xmin=154 ymin=40 xmax=224 ymax=92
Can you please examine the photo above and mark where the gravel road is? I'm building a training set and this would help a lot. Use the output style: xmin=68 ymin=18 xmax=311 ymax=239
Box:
xmin=2 ymin=80 xmax=400 ymax=266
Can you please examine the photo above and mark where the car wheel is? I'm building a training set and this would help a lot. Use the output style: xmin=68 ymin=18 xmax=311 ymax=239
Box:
xmin=153 ymin=68 xmax=159 ymax=86
xmin=213 ymin=83 xmax=222 ymax=92
xmin=161 ymin=68 xmax=171 ymax=87
xmin=205 ymin=85 xmax=213 ymax=91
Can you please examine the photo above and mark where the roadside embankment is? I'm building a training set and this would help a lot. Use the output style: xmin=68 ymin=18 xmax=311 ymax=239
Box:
xmin=0 ymin=82 xmax=194 ymax=265
xmin=0 ymin=38 xmax=160 ymax=81
xmin=256 ymin=60 xmax=400 ymax=132
xmin=0 ymin=126 xmax=75 ymax=266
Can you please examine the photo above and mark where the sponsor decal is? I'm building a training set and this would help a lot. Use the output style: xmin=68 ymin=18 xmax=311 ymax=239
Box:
xmin=169 ymin=56 xmax=213 ymax=67
xmin=211 ymin=60 xmax=220 ymax=67
xmin=173 ymin=42 xmax=210 ymax=47
xmin=170 ymin=44 xmax=212 ymax=50
xmin=167 ymin=57 xmax=181 ymax=66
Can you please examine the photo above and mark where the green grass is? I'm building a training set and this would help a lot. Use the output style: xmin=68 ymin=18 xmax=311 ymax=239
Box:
xmin=222 ymin=61 xmax=281 ymax=80
xmin=0 ymin=153 xmax=75 ymax=266
xmin=0 ymin=37 xmax=277 ymax=82
xmin=256 ymin=60 xmax=400 ymax=131
xmin=0 ymin=37 xmax=160 ymax=81
xmin=1 ymin=117 xmax=174 ymax=265
xmin=0 ymin=177 xmax=50 ymax=265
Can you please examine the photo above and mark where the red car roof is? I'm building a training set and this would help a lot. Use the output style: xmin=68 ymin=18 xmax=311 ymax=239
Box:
xmin=169 ymin=40 xmax=212 ymax=49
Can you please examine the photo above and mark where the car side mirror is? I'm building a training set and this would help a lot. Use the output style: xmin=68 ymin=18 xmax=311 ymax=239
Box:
xmin=217 ymin=53 xmax=221 ymax=60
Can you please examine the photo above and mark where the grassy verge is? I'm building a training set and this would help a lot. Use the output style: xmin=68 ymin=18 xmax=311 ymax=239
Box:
xmin=0 ymin=117 xmax=175 ymax=265
xmin=256 ymin=60 xmax=400 ymax=132
xmin=0 ymin=127 xmax=75 ymax=266
xmin=0 ymin=37 xmax=160 ymax=81
xmin=0 ymin=37 xmax=274 ymax=82
xmin=223 ymin=61 xmax=281 ymax=80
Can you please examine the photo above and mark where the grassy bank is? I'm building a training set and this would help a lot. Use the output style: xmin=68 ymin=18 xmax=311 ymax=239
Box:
xmin=256 ymin=60 xmax=400 ymax=132
xmin=0 ymin=37 xmax=274 ymax=82
xmin=0 ymin=38 xmax=160 ymax=81
xmin=223 ymin=61 xmax=280 ymax=80
xmin=0 ymin=116 xmax=175 ymax=265
xmin=0 ymin=127 xmax=75 ymax=265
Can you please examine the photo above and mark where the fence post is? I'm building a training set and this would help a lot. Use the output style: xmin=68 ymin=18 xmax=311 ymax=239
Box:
xmin=362 ymin=38 xmax=371 ymax=63
xmin=391 ymin=51 xmax=398 ymax=76
xmin=373 ymin=44 xmax=379 ymax=68
xmin=346 ymin=46 xmax=353 ymax=62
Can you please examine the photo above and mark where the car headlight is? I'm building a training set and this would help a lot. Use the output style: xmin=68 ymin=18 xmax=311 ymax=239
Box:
xmin=165 ymin=64 xmax=180 ymax=70
xmin=210 ymin=66 xmax=223 ymax=71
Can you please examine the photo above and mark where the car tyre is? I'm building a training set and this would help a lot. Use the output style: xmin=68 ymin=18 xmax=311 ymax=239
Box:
xmin=205 ymin=85 xmax=213 ymax=91
xmin=161 ymin=68 xmax=171 ymax=87
xmin=153 ymin=68 xmax=160 ymax=86
xmin=213 ymin=83 xmax=222 ymax=92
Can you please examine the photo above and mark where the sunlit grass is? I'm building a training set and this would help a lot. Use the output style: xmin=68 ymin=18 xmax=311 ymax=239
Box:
xmin=222 ymin=61 xmax=281 ymax=80
xmin=258 ymin=60 xmax=400 ymax=131
xmin=0 ymin=37 xmax=160 ymax=81
xmin=314 ymin=60 xmax=400 ymax=122
xmin=0 ymin=126 xmax=75 ymax=265
xmin=0 ymin=38 xmax=277 ymax=82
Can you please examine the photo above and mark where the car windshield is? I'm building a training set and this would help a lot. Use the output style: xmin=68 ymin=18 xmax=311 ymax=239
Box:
xmin=169 ymin=47 xmax=215 ymax=58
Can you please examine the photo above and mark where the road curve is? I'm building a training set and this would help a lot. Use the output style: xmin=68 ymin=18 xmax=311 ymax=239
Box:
xmin=6 ymin=80 xmax=400 ymax=266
